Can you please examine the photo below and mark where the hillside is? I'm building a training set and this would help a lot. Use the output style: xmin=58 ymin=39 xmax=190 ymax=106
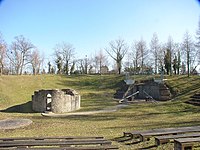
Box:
xmin=0 ymin=75 xmax=124 ymax=112
xmin=0 ymin=74 xmax=199 ymax=150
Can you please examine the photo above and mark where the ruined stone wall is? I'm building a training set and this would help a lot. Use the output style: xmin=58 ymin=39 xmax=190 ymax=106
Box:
xmin=132 ymin=81 xmax=171 ymax=101
xmin=137 ymin=83 xmax=160 ymax=99
xmin=32 ymin=90 xmax=51 ymax=112
xmin=32 ymin=89 xmax=80 ymax=113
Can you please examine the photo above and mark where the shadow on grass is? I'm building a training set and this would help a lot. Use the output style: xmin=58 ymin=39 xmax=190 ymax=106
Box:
xmin=0 ymin=101 xmax=35 ymax=113
xmin=138 ymin=145 xmax=157 ymax=149
xmin=113 ymin=136 xmax=134 ymax=143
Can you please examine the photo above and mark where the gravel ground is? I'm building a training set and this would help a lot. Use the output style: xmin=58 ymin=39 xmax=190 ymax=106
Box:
xmin=0 ymin=118 xmax=32 ymax=129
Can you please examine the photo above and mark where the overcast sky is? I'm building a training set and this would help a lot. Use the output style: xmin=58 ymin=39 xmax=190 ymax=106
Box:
xmin=0 ymin=0 xmax=200 ymax=63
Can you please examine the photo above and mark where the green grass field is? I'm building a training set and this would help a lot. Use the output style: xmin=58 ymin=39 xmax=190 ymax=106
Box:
xmin=0 ymin=74 xmax=200 ymax=150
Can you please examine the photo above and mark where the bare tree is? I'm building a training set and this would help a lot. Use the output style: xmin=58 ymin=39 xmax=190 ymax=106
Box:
xmin=157 ymin=44 xmax=165 ymax=74
xmin=173 ymin=43 xmax=181 ymax=75
xmin=195 ymin=16 xmax=200 ymax=66
xmin=150 ymin=33 xmax=160 ymax=74
xmin=166 ymin=36 xmax=175 ymax=76
xmin=164 ymin=48 xmax=171 ymax=75
xmin=70 ymin=61 xmax=75 ymax=74
xmin=93 ymin=55 xmax=99 ymax=73
xmin=30 ymin=49 xmax=43 ymax=75
xmin=54 ymin=42 xmax=75 ymax=75
xmin=155 ymin=44 xmax=166 ymax=74
xmin=7 ymin=35 xmax=34 ymax=75
xmin=182 ymin=31 xmax=195 ymax=77
xmin=0 ymin=33 xmax=6 ymax=75
xmin=55 ymin=55 xmax=63 ymax=74
xmin=132 ymin=38 xmax=148 ymax=74
xmin=76 ymin=59 xmax=84 ymax=74
xmin=131 ymin=41 xmax=140 ymax=74
xmin=138 ymin=38 xmax=148 ymax=74
xmin=93 ymin=49 xmax=108 ymax=74
xmin=76 ymin=56 xmax=91 ymax=74
xmin=105 ymin=38 xmax=128 ymax=74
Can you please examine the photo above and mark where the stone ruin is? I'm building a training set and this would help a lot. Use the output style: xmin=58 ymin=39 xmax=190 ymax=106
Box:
xmin=131 ymin=80 xmax=171 ymax=101
xmin=115 ymin=79 xmax=171 ymax=101
xmin=32 ymin=89 xmax=80 ymax=113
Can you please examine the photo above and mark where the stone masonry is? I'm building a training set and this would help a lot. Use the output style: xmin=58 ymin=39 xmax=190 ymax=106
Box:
xmin=132 ymin=81 xmax=171 ymax=101
xmin=32 ymin=89 xmax=80 ymax=113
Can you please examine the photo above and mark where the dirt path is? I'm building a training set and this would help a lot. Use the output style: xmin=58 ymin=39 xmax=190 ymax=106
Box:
xmin=41 ymin=104 xmax=129 ymax=117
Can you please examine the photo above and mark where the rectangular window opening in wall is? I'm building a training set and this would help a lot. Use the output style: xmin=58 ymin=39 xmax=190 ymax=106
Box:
xmin=46 ymin=94 xmax=52 ymax=111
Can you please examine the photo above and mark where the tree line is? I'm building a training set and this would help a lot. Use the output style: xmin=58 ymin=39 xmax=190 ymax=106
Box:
xmin=123 ymin=30 xmax=200 ymax=77
xmin=0 ymin=19 xmax=200 ymax=77
xmin=0 ymin=35 xmax=44 ymax=75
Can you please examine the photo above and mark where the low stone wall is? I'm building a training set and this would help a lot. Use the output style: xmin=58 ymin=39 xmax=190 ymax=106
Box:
xmin=32 ymin=89 xmax=80 ymax=113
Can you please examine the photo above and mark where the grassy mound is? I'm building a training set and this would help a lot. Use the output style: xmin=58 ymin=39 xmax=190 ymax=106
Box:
xmin=0 ymin=74 xmax=199 ymax=150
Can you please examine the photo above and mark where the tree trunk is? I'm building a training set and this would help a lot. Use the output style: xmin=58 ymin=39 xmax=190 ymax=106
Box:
xmin=155 ymin=57 xmax=157 ymax=74
xmin=117 ymin=61 xmax=121 ymax=74
xmin=187 ymin=50 xmax=190 ymax=77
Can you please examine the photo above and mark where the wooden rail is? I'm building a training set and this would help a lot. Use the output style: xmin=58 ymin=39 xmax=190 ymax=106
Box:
xmin=0 ymin=136 xmax=118 ymax=150
xmin=10 ymin=146 xmax=118 ymax=150
xmin=139 ymin=126 xmax=200 ymax=141
xmin=0 ymin=136 xmax=104 ymax=141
